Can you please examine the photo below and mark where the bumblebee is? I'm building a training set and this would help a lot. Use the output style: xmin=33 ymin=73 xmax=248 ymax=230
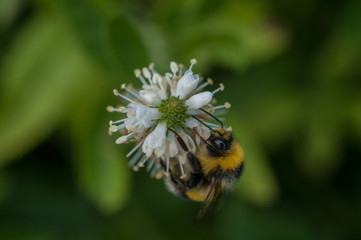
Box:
xmin=161 ymin=113 xmax=244 ymax=220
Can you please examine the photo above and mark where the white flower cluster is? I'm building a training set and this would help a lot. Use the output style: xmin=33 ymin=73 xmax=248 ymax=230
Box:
xmin=107 ymin=59 xmax=230 ymax=178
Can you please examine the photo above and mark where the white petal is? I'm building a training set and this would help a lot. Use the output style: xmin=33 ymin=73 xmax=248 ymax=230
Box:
xmin=185 ymin=117 xmax=198 ymax=128
xmin=125 ymin=104 xmax=159 ymax=131
xmin=178 ymin=129 xmax=196 ymax=153
xmin=142 ymin=122 xmax=167 ymax=157
xmin=139 ymin=90 xmax=161 ymax=106
xmin=185 ymin=91 xmax=213 ymax=109
xmin=195 ymin=124 xmax=211 ymax=140
xmin=135 ymin=105 xmax=159 ymax=128
xmin=154 ymin=144 xmax=166 ymax=157
xmin=166 ymin=131 xmax=179 ymax=157
xmin=174 ymin=71 xmax=199 ymax=99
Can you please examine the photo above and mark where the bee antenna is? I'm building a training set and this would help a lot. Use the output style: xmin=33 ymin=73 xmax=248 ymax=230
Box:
xmin=199 ymin=108 xmax=224 ymax=130
xmin=191 ymin=116 xmax=222 ymax=135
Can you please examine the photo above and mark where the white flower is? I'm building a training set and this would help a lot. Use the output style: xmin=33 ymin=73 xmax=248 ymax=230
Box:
xmin=185 ymin=91 xmax=213 ymax=109
xmin=108 ymin=59 xmax=229 ymax=178
xmin=139 ymin=90 xmax=161 ymax=106
xmin=174 ymin=70 xmax=199 ymax=99
xmin=142 ymin=122 xmax=167 ymax=157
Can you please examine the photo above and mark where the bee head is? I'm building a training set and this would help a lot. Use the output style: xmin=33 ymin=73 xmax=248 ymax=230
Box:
xmin=209 ymin=128 xmax=233 ymax=151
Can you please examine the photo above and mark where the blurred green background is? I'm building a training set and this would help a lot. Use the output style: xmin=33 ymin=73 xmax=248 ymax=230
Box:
xmin=1 ymin=0 xmax=361 ymax=239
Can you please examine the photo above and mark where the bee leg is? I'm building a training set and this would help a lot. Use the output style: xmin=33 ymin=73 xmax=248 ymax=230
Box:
xmin=192 ymin=127 xmax=220 ymax=157
xmin=158 ymin=158 xmax=186 ymax=187
xmin=167 ymin=128 xmax=200 ymax=171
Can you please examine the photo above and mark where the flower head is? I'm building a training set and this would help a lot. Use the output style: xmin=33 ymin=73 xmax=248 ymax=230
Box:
xmin=108 ymin=59 xmax=230 ymax=178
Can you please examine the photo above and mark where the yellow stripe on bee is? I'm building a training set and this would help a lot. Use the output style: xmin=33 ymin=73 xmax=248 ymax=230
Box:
xmin=197 ymin=141 xmax=244 ymax=176
xmin=186 ymin=186 xmax=212 ymax=202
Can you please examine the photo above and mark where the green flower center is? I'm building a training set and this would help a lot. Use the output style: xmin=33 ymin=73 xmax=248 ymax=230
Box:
xmin=157 ymin=96 xmax=190 ymax=128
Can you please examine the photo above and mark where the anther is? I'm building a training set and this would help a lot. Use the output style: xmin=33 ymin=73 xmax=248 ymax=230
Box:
xmin=194 ymin=78 xmax=214 ymax=92
xmin=106 ymin=106 xmax=114 ymax=112
xmin=212 ymin=83 xmax=225 ymax=95
xmin=142 ymin=67 xmax=153 ymax=85
xmin=109 ymin=125 xmax=118 ymax=133
xmin=116 ymin=136 xmax=127 ymax=144
xmin=170 ymin=61 xmax=178 ymax=75
xmin=149 ymin=63 xmax=155 ymax=70
xmin=189 ymin=58 xmax=197 ymax=71
xmin=134 ymin=69 xmax=147 ymax=85
xmin=138 ymin=156 xmax=149 ymax=167
xmin=134 ymin=69 xmax=141 ymax=77
xmin=116 ymin=132 xmax=134 ymax=144
xmin=225 ymin=102 xmax=231 ymax=108
xmin=155 ymin=171 xmax=163 ymax=179
xmin=132 ymin=166 xmax=139 ymax=172
xmin=113 ymin=89 xmax=136 ymax=103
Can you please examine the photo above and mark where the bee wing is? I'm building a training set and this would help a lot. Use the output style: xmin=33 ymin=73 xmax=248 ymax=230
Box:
xmin=193 ymin=177 xmax=223 ymax=223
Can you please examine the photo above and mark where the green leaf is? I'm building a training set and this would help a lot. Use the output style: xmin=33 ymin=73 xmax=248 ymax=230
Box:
xmin=0 ymin=0 xmax=22 ymax=32
xmin=0 ymin=14 xmax=96 ymax=166
xmin=53 ymin=0 xmax=149 ymax=81
xmin=158 ymin=0 xmax=289 ymax=72
xmin=70 ymin=84 xmax=131 ymax=215
xmin=108 ymin=16 xmax=149 ymax=79
xmin=296 ymin=91 xmax=344 ymax=183
xmin=74 ymin=124 xmax=132 ymax=215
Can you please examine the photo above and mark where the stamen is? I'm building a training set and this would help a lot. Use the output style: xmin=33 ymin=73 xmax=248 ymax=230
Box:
xmin=132 ymin=166 xmax=139 ymax=172
xmin=113 ymin=89 xmax=137 ymax=103
xmin=118 ymin=106 xmax=127 ymax=113
xmin=129 ymin=150 xmax=143 ymax=166
xmin=115 ymin=132 xmax=134 ymax=144
xmin=150 ymin=164 xmax=160 ymax=177
xmin=152 ymin=73 xmax=162 ymax=85
xmin=142 ymin=67 xmax=153 ymax=85
xmin=106 ymin=106 xmax=115 ymax=112
xmin=149 ymin=63 xmax=155 ymax=70
xmin=225 ymin=102 xmax=231 ymax=108
xmin=194 ymin=78 xmax=214 ymax=92
xmin=126 ymin=140 xmax=144 ymax=158
xmin=178 ymin=64 xmax=184 ymax=76
xmin=213 ymin=102 xmax=231 ymax=110
xmin=121 ymin=84 xmax=141 ymax=99
xmin=178 ymin=158 xmax=185 ymax=178
xmin=149 ymin=63 xmax=158 ymax=75
xmin=134 ymin=69 xmax=147 ymax=85
xmin=165 ymin=156 xmax=170 ymax=176
xmin=109 ymin=119 xmax=126 ymax=126
xmin=170 ymin=61 xmax=178 ymax=75
xmin=155 ymin=171 xmax=163 ymax=179
xmin=109 ymin=124 xmax=125 ymax=133
xmin=189 ymin=58 xmax=197 ymax=71
xmin=146 ymin=157 xmax=156 ymax=171
xmin=106 ymin=106 xmax=126 ymax=113
xmin=138 ymin=156 xmax=149 ymax=167
xmin=212 ymin=83 xmax=225 ymax=95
